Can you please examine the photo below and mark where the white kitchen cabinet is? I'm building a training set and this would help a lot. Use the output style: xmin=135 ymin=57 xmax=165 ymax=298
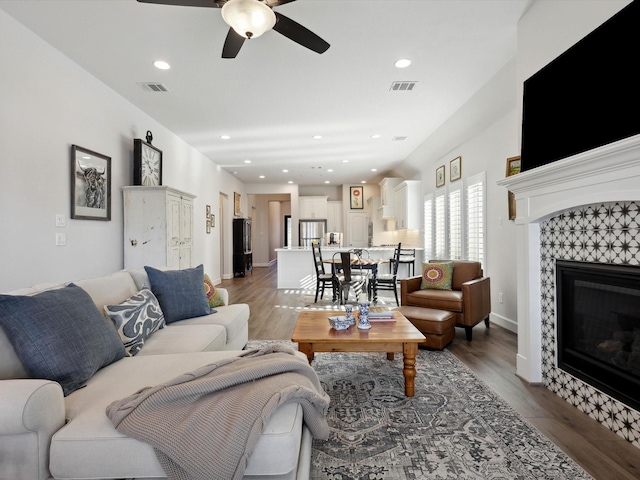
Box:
xmin=393 ymin=180 xmax=421 ymax=230
xmin=299 ymin=196 xmax=328 ymax=219
xmin=326 ymin=201 xmax=343 ymax=232
xmin=123 ymin=186 xmax=195 ymax=269
xmin=378 ymin=177 xmax=402 ymax=219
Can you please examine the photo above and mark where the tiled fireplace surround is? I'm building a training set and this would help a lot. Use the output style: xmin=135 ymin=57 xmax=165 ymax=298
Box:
xmin=498 ymin=134 xmax=640 ymax=447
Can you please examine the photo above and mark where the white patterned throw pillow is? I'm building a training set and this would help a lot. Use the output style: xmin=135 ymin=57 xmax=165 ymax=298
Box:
xmin=104 ymin=288 xmax=165 ymax=356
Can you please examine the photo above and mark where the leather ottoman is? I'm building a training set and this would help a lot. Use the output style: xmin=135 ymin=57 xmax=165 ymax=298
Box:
xmin=398 ymin=306 xmax=456 ymax=350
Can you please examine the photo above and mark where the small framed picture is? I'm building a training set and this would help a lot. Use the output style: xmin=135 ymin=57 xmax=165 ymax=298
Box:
xmin=350 ymin=186 xmax=364 ymax=209
xmin=436 ymin=165 xmax=445 ymax=188
xmin=71 ymin=145 xmax=111 ymax=221
xmin=234 ymin=192 xmax=241 ymax=216
xmin=506 ymin=155 xmax=521 ymax=177
xmin=450 ymin=156 xmax=462 ymax=182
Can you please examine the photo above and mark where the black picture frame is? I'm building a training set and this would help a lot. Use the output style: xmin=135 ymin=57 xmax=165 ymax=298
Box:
xmin=71 ymin=145 xmax=111 ymax=221
xmin=350 ymin=186 xmax=364 ymax=209
xmin=133 ymin=139 xmax=163 ymax=186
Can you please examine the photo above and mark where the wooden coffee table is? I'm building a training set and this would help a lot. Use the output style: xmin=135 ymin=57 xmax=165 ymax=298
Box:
xmin=291 ymin=310 xmax=426 ymax=396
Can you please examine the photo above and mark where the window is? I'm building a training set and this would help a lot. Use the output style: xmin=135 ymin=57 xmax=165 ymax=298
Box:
xmin=423 ymin=194 xmax=433 ymax=260
xmin=434 ymin=191 xmax=446 ymax=259
xmin=424 ymin=171 xmax=486 ymax=267
xmin=448 ymin=186 xmax=462 ymax=260
xmin=466 ymin=173 xmax=485 ymax=264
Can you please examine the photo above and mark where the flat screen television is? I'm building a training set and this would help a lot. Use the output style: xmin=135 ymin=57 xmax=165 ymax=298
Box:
xmin=520 ymin=0 xmax=640 ymax=172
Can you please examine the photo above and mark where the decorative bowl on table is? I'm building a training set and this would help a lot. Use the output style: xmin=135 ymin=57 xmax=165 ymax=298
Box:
xmin=328 ymin=316 xmax=352 ymax=331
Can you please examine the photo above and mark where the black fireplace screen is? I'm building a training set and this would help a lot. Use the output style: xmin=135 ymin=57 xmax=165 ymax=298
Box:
xmin=556 ymin=260 xmax=640 ymax=411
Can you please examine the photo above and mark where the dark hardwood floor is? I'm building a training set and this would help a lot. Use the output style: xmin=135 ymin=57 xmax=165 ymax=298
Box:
xmin=219 ymin=264 xmax=640 ymax=480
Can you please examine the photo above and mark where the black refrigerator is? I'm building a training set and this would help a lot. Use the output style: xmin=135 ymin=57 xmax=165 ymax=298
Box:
xmin=233 ymin=218 xmax=253 ymax=277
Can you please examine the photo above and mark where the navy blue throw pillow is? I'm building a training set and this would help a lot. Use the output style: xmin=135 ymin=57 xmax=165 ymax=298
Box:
xmin=144 ymin=265 xmax=210 ymax=324
xmin=0 ymin=284 xmax=125 ymax=396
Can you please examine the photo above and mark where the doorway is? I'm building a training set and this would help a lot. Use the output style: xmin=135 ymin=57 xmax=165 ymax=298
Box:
xmin=284 ymin=215 xmax=291 ymax=246
xmin=219 ymin=193 xmax=227 ymax=279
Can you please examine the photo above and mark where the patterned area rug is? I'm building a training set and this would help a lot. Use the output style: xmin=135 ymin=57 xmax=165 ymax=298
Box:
xmin=246 ymin=341 xmax=593 ymax=480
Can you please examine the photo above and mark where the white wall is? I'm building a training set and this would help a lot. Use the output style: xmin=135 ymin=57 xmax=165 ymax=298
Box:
xmin=395 ymin=58 xmax=520 ymax=331
xmin=387 ymin=0 xmax=633 ymax=333
xmin=0 ymin=10 xmax=244 ymax=291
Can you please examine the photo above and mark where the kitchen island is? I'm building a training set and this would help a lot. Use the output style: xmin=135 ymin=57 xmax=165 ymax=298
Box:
xmin=275 ymin=246 xmax=424 ymax=289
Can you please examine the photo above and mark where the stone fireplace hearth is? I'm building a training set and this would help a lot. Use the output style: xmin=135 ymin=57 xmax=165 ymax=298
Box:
xmin=498 ymin=134 xmax=640 ymax=447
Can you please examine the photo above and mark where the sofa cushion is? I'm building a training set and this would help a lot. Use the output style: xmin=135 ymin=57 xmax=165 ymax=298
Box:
xmin=0 ymin=284 xmax=125 ymax=395
xmin=104 ymin=288 xmax=165 ymax=356
xmin=405 ymin=289 xmax=463 ymax=312
xmin=145 ymin=265 xmax=210 ymax=324
xmin=136 ymin=324 xmax=227 ymax=355
xmin=74 ymin=270 xmax=139 ymax=315
xmin=420 ymin=261 xmax=453 ymax=290
xmin=173 ymin=304 xmax=249 ymax=349
xmin=204 ymin=273 xmax=225 ymax=308
xmin=50 ymin=351 xmax=306 ymax=480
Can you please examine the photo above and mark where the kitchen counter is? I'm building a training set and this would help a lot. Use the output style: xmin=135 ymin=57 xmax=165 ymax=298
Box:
xmin=275 ymin=246 xmax=423 ymax=289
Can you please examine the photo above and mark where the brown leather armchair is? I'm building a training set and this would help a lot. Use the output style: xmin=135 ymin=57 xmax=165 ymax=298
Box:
xmin=400 ymin=260 xmax=491 ymax=341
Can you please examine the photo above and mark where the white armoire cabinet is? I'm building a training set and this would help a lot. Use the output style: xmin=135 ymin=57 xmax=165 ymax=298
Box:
xmin=123 ymin=186 xmax=195 ymax=269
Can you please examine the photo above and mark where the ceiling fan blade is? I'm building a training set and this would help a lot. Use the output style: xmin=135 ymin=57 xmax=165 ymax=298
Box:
xmin=266 ymin=0 xmax=297 ymax=6
xmin=272 ymin=12 xmax=329 ymax=54
xmin=222 ymin=27 xmax=246 ymax=58
xmin=136 ymin=0 xmax=221 ymax=7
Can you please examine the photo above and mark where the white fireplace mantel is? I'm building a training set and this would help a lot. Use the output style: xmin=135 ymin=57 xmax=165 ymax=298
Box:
xmin=497 ymin=134 xmax=640 ymax=383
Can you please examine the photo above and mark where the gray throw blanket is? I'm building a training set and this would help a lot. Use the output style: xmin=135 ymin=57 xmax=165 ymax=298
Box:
xmin=106 ymin=344 xmax=330 ymax=480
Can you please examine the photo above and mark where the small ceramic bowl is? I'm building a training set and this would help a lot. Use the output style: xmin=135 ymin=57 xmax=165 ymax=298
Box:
xmin=328 ymin=316 xmax=351 ymax=331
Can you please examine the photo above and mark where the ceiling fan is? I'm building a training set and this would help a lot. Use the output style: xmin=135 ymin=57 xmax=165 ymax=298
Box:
xmin=136 ymin=0 xmax=330 ymax=58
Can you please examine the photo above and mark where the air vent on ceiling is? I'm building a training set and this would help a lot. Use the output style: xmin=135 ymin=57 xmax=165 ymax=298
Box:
xmin=390 ymin=81 xmax=417 ymax=91
xmin=393 ymin=136 xmax=408 ymax=141
xmin=137 ymin=82 xmax=170 ymax=92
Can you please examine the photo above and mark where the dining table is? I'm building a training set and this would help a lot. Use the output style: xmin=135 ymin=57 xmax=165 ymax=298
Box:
xmin=324 ymin=256 xmax=389 ymax=304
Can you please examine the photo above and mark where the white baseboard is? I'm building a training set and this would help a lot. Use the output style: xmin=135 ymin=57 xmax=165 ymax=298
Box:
xmin=490 ymin=312 xmax=517 ymax=333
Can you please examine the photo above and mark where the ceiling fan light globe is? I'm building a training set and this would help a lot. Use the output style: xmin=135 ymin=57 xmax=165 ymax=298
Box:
xmin=221 ymin=0 xmax=276 ymax=39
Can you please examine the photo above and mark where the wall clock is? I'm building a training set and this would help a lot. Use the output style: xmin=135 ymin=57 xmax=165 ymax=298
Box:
xmin=133 ymin=139 xmax=162 ymax=186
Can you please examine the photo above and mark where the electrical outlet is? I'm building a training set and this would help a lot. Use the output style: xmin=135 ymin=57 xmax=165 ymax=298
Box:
xmin=498 ymin=292 xmax=504 ymax=304
xmin=55 ymin=214 xmax=66 ymax=227
xmin=55 ymin=233 xmax=66 ymax=246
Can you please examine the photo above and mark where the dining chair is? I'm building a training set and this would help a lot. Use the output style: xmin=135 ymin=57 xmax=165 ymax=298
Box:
xmin=332 ymin=251 xmax=367 ymax=305
xmin=311 ymin=242 xmax=334 ymax=303
xmin=375 ymin=243 xmax=401 ymax=305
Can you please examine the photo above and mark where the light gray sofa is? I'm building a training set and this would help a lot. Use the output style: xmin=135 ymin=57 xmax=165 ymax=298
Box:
xmin=0 ymin=267 xmax=312 ymax=480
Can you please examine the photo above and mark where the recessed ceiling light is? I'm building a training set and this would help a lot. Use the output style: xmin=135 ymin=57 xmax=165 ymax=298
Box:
xmin=220 ymin=135 xmax=230 ymax=140
xmin=361 ymin=180 xmax=367 ymax=184
xmin=324 ymin=180 xmax=330 ymax=184
xmin=313 ymin=135 xmax=322 ymax=140
xmin=288 ymin=180 xmax=294 ymax=184
xmin=327 ymin=169 xmax=333 ymax=172
xmin=282 ymin=169 xmax=289 ymax=173
xmin=371 ymin=134 xmax=381 ymax=139
xmin=342 ymin=160 xmax=349 ymax=163
xmin=244 ymin=159 xmax=251 ymax=164
xmin=153 ymin=60 xmax=171 ymax=70
xmin=259 ymin=175 xmax=265 ymax=179
xmin=371 ymin=168 xmax=377 ymax=172
xmin=395 ymin=58 xmax=412 ymax=68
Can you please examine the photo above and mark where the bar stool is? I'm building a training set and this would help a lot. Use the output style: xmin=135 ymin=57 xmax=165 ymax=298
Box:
xmin=397 ymin=248 xmax=416 ymax=277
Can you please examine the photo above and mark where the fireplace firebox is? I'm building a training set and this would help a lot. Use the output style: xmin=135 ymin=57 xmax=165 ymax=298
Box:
xmin=556 ymin=260 xmax=640 ymax=411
